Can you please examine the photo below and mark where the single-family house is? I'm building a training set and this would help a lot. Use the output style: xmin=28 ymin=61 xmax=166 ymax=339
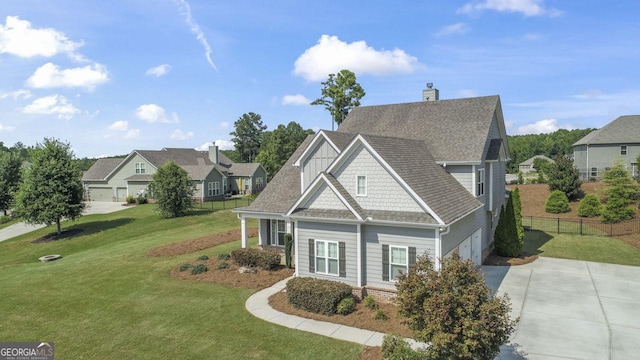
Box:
xmin=234 ymin=92 xmax=510 ymax=297
xmin=573 ymin=115 xmax=640 ymax=180
xmin=82 ymin=145 xmax=267 ymax=202
xmin=518 ymin=155 xmax=554 ymax=174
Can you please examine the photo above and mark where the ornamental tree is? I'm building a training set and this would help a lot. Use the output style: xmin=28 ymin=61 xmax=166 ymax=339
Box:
xmin=13 ymin=138 xmax=85 ymax=235
xmin=547 ymin=155 xmax=582 ymax=200
xmin=149 ymin=161 xmax=196 ymax=218
xmin=311 ymin=69 xmax=365 ymax=130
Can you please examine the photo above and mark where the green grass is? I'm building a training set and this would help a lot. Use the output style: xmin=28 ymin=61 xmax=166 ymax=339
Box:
xmin=0 ymin=206 xmax=363 ymax=359
xmin=523 ymin=230 xmax=640 ymax=266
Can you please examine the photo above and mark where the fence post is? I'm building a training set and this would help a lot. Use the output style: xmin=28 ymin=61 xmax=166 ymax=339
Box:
xmin=610 ymin=222 xmax=613 ymax=237
xmin=557 ymin=218 xmax=560 ymax=234
xmin=579 ymin=219 xmax=582 ymax=236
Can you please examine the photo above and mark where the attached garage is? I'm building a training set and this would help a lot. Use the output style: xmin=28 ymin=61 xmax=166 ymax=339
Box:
xmin=116 ymin=187 xmax=127 ymax=202
xmin=88 ymin=187 xmax=113 ymax=202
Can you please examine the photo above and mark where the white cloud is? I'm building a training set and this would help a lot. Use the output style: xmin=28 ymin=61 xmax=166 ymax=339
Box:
xmin=0 ymin=89 xmax=31 ymax=100
xmin=196 ymin=140 xmax=234 ymax=151
xmin=135 ymin=104 xmax=179 ymax=123
xmin=23 ymin=94 xmax=80 ymax=120
xmin=0 ymin=123 xmax=16 ymax=131
xmin=293 ymin=35 xmax=422 ymax=81
xmin=170 ymin=129 xmax=194 ymax=140
xmin=435 ymin=23 xmax=470 ymax=37
xmin=0 ymin=16 xmax=82 ymax=58
xmin=516 ymin=118 xmax=574 ymax=135
xmin=108 ymin=120 xmax=129 ymax=131
xmin=282 ymin=94 xmax=311 ymax=106
xmin=26 ymin=62 xmax=109 ymax=90
xmin=219 ymin=121 xmax=229 ymax=130
xmin=457 ymin=0 xmax=562 ymax=17
xmin=456 ymin=89 xmax=478 ymax=98
xmin=146 ymin=64 xmax=171 ymax=77
xmin=175 ymin=0 xmax=217 ymax=70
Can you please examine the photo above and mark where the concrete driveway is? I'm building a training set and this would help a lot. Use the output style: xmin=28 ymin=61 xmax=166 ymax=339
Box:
xmin=483 ymin=257 xmax=640 ymax=359
xmin=0 ymin=201 xmax=128 ymax=242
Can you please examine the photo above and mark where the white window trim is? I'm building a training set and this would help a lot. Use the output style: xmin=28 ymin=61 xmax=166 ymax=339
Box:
xmin=389 ymin=245 xmax=408 ymax=282
xmin=591 ymin=167 xmax=598 ymax=177
xmin=356 ymin=175 xmax=367 ymax=196
xmin=476 ymin=168 xmax=485 ymax=196
xmin=256 ymin=177 xmax=264 ymax=185
xmin=208 ymin=182 xmax=220 ymax=196
xmin=135 ymin=162 xmax=146 ymax=174
xmin=621 ymin=145 xmax=628 ymax=156
xmin=270 ymin=220 xmax=286 ymax=246
xmin=315 ymin=239 xmax=339 ymax=276
xmin=222 ymin=178 xmax=227 ymax=192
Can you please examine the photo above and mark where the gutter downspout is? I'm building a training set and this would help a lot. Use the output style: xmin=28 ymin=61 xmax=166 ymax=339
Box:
xmin=435 ymin=225 xmax=451 ymax=271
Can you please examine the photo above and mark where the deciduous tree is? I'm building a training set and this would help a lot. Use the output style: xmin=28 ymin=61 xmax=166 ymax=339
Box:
xmin=255 ymin=121 xmax=313 ymax=180
xmin=230 ymin=112 xmax=267 ymax=163
xmin=13 ymin=138 xmax=84 ymax=235
xmin=0 ymin=151 xmax=22 ymax=216
xmin=149 ymin=162 xmax=196 ymax=218
xmin=311 ymin=69 xmax=365 ymax=130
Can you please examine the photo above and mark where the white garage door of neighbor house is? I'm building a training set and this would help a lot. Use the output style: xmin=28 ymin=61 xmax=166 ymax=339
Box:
xmin=116 ymin=188 xmax=127 ymax=202
xmin=458 ymin=229 xmax=482 ymax=266
xmin=459 ymin=237 xmax=471 ymax=261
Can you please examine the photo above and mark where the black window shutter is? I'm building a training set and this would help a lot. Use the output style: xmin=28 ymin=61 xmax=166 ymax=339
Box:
xmin=308 ymin=239 xmax=315 ymax=273
xmin=409 ymin=247 xmax=417 ymax=270
xmin=382 ymin=244 xmax=389 ymax=281
xmin=339 ymin=242 xmax=346 ymax=277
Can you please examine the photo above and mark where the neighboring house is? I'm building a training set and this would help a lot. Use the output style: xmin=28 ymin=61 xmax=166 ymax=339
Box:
xmin=82 ymin=145 xmax=267 ymax=202
xmin=518 ymin=155 xmax=554 ymax=174
xmin=234 ymin=93 xmax=510 ymax=296
xmin=573 ymin=115 xmax=640 ymax=180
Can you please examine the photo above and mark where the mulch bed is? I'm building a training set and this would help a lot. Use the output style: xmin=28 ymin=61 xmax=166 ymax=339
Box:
xmin=147 ymin=227 xmax=258 ymax=257
xmin=31 ymin=228 xmax=85 ymax=244
xmin=483 ymin=252 xmax=538 ymax=266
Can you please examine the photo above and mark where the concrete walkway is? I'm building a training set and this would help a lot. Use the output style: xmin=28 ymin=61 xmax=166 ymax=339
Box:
xmin=0 ymin=202 xmax=128 ymax=242
xmin=247 ymin=257 xmax=640 ymax=359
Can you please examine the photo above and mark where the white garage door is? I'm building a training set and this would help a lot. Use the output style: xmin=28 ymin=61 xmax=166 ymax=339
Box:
xmin=459 ymin=237 xmax=471 ymax=261
xmin=88 ymin=187 xmax=113 ymax=202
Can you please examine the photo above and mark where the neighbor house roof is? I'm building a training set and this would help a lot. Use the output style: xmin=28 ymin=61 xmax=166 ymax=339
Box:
xmin=573 ymin=115 xmax=640 ymax=146
xmin=519 ymin=154 xmax=554 ymax=166
xmin=82 ymin=158 xmax=124 ymax=180
xmin=338 ymin=95 xmax=503 ymax=162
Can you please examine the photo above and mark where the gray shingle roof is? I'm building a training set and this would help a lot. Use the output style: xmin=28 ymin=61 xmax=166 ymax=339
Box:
xmin=519 ymin=154 xmax=554 ymax=166
xmin=360 ymin=134 xmax=481 ymax=224
xmin=338 ymin=95 xmax=500 ymax=162
xmin=573 ymin=115 xmax=640 ymax=146
xmin=82 ymin=158 xmax=124 ymax=180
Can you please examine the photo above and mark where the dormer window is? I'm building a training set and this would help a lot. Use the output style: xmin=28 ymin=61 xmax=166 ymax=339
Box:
xmin=356 ymin=175 xmax=367 ymax=196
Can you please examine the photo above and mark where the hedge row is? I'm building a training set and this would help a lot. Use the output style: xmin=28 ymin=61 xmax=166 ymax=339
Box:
xmin=231 ymin=248 xmax=280 ymax=270
xmin=286 ymin=277 xmax=353 ymax=316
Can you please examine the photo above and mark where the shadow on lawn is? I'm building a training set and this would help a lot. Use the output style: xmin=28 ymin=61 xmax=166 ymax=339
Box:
xmin=522 ymin=230 xmax=554 ymax=255
xmin=32 ymin=218 xmax=135 ymax=243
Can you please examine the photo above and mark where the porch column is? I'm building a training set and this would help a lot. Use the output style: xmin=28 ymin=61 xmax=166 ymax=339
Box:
xmin=294 ymin=221 xmax=299 ymax=277
xmin=240 ymin=217 xmax=248 ymax=248
xmin=356 ymin=223 xmax=362 ymax=287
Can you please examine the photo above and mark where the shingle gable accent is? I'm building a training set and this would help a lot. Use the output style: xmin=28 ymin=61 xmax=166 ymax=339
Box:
xmin=293 ymin=130 xmax=354 ymax=166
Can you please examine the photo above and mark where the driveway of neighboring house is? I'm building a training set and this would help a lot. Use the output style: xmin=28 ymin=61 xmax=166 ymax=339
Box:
xmin=484 ymin=257 xmax=640 ymax=359
xmin=0 ymin=202 xmax=127 ymax=243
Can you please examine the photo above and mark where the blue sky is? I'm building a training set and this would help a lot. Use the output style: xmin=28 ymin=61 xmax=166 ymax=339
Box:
xmin=1 ymin=0 xmax=639 ymax=158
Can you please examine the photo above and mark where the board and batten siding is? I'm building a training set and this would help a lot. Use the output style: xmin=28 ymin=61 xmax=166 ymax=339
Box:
xmin=302 ymin=140 xmax=338 ymax=191
xmin=363 ymin=225 xmax=435 ymax=290
xmin=302 ymin=183 xmax=347 ymax=210
xmin=297 ymin=221 xmax=358 ymax=286
xmin=441 ymin=206 xmax=484 ymax=256
xmin=333 ymin=145 xmax=423 ymax=212
xmin=446 ymin=165 xmax=473 ymax=194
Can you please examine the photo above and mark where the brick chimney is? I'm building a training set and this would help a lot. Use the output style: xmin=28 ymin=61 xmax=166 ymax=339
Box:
xmin=208 ymin=143 xmax=219 ymax=164
xmin=422 ymin=82 xmax=439 ymax=101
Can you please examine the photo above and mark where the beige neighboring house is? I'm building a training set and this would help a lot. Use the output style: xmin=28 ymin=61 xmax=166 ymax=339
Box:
xmin=518 ymin=155 xmax=555 ymax=174
xmin=82 ymin=145 xmax=267 ymax=202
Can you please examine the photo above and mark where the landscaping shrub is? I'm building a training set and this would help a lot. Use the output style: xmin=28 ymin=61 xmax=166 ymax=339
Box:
xmin=381 ymin=334 xmax=423 ymax=360
xmin=125 ymin=195 xmax=136 ymax=204
xmin=336 ymin=296 xmax=356 ymax=315
xmin=136 ymin=195 xmax=147 ymax=204
xmin=231 ymin=248 xmax=280 ymax=270
xmin=363 ymin=295 xmax=377 ymax=310
xmin=602 ymin=185 xmax=635 ymax=223
xmin=577 ymin=194 xmax=602 ymax=217
xmin=179 ymin=263 xmax=191 ymax=272
xmin=374 ymin=309 xmax=388 ymax=321
xmin=286 ymin=277 xmax=353 ymax=316
xmin=190 ymin=264 xmax=208 ymax=275
xmin=217 ymin=253 xmax=230 ymax=260
xmin=217 ymin=262 xmax=229 ymax=270
xmin=545 ymin=190 xmax=571 ymax=214
xmin=197 ymin=255 xmax=209 ymax=261
xmin=494 ymin=192 xmax=523 ymax=257
xmin=0 ymin=215 xmax=11 ymax=225
xmin=284 ymin=233 xmax=293 ymax=269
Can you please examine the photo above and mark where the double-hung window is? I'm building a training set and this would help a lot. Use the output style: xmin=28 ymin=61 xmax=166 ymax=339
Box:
xmin=390 ymin=246 xmax=408 ymax=281
xmin=591 ymin=167 xmax=598 ymax=177
xmin=208 ymin=182 xmax=220 ymax=196
xmin=356 ymin=175 xmax=367 ymax=196
xmin=621 ymin=145 xmax=628 ymax=156
xmin=476 ymin=168 xmax=485 ymax=196
xmin=270 ymin=220 xmax=286 ymax=246
xmin=135 ymin=162 xmax=146 ymax=174
xmin=315 ymin=240 xmax=339 ymax=276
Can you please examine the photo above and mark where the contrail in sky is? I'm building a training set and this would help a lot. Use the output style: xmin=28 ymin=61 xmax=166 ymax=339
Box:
xmin=176 ymin=0 xmax=217 ymax=71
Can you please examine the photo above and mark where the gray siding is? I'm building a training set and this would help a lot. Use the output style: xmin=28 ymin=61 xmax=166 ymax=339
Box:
xmin=302 ymin=140 xmax=338 ymax=191
xmin=297 ymin=221 xmax=358 ymax=286
xmin=441 ymin=206 xmax=484 ymax=255
xmin=490 ymin=160 xmax=506 ymax=212
xmin=303 ymin=183 xmax=346 ymax=210
xmin=574 ymin=144 xmax=640 ymax=180
xmin=446 ymin=165 xmax=473 ymax=194
xmin=363 ymin=225 xmax=435 ymax=289
xmin=333 ymin=145 xmax=423 ymax=212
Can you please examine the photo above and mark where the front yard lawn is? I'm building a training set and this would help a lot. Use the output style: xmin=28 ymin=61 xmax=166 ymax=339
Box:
xmin=0 ymin=206 xmax=363 ymax=359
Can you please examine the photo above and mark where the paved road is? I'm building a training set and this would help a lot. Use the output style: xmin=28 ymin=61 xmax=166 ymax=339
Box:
xmin=484 ymin=257 xmax=640 ymax=359
xmin=0 ymin=202 xmax=128 ymax=242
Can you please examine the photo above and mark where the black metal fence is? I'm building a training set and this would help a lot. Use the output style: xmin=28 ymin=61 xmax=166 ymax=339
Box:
xmin=196 ymin=197 xmax=254 ymax=210
xmin=523 ymin=216 xmax=640 ymax=237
